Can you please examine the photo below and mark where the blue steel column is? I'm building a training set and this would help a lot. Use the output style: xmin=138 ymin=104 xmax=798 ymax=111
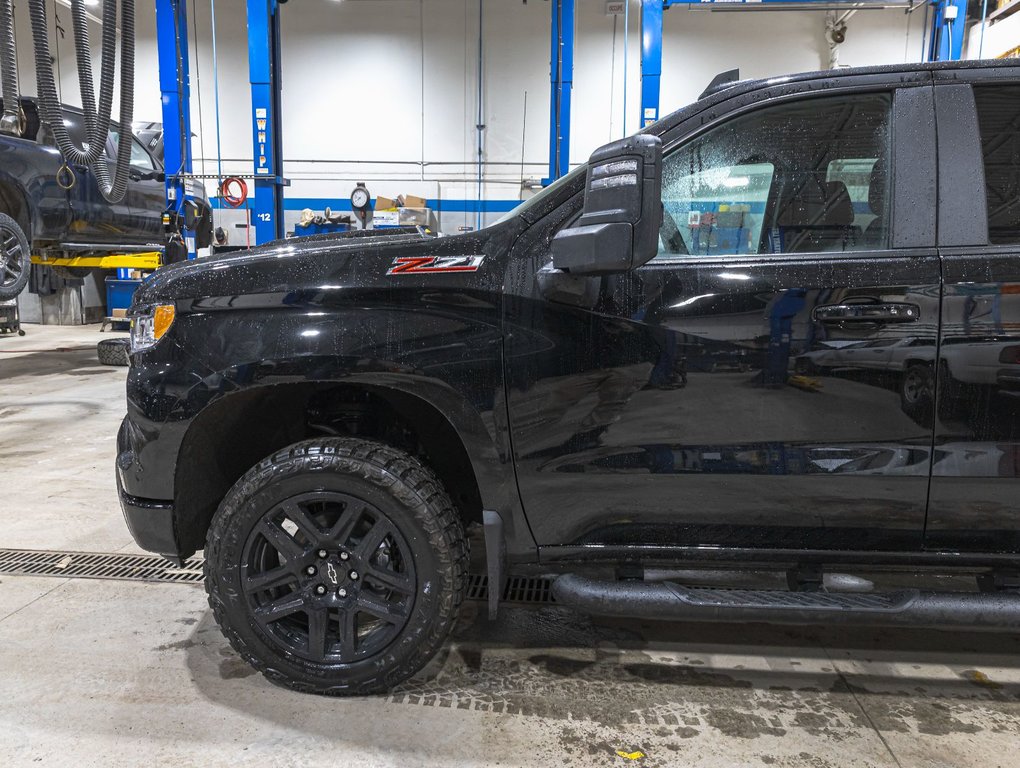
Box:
xmin=155 ymin=0 xmax=196 ymax=258
xmin=247 ymin=0 xmax=285 ymax=243
xmin=546 ymin=0 xmax=574 ymax=184
xmin=928 ymin=0 xmax=968 ymax=60
xmin=640 ymin=0 xmax=663 ymax=128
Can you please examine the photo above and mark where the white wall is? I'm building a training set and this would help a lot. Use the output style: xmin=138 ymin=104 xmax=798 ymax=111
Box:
xmin=13 ymin=0 xmax=928 ymax=235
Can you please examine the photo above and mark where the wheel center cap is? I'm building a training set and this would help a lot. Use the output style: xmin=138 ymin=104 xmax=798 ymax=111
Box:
xmin=325 ymin=561 xmax=340 ymax=586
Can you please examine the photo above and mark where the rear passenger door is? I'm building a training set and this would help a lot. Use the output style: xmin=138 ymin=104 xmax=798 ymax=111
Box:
xmin=927 ymin=70 xmax=1020 ymax=553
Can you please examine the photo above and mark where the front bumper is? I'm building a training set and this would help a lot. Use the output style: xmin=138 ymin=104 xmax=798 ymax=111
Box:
xmin=118 ymin=484 xmax=180 ymax=561
xmin=117 ymin=416 xmax=182 ymax=561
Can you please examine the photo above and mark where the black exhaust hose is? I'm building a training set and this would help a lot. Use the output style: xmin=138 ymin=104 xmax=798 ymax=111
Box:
xmin=0 ymin=0 xmax=21 ymax=135
xmin=69 ymin=0 xmax=118 ymax=191
xmin=28 ymin=0 xmax=135 ymax=203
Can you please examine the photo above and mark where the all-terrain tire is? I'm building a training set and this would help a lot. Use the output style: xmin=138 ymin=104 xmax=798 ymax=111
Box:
xmin=204 ymin=438 xmax=468 ymax=696
xmin=97 ymin=337 xmax=130 ymax=366
xmin=0 ymin=212 xmax=30 ymax=301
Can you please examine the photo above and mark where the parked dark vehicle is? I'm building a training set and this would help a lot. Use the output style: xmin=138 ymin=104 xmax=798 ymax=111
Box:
xmin=119 ymin=61 xmax=1020 ymax=695
xmin=0 ymin=99 xmax=212 ymax=299
xmin=131 ymin=120 xmax=214 ymax=250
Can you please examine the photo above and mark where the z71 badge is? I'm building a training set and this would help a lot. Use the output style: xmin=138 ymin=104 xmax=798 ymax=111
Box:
xmin=387 ymin=255 xmax=485 ymax=275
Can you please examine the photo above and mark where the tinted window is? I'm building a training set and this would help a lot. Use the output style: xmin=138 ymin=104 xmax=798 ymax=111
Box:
xmin=657 ymin=93 xmax=892 ymax=259
xmin=974 ymin=85 xmax=1020 ymax=244
xmin=62 ymin=112 xmax=88 ymax=148
xmin=107 ymin=129 xmax=156 ymax=171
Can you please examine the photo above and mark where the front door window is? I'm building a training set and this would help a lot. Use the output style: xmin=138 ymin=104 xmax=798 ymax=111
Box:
xmin=657 ymin=93 xmax=892 ymax=260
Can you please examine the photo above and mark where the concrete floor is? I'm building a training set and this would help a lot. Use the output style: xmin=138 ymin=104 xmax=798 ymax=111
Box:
xmin=2 ymin=324 xmax=1020 ymax=767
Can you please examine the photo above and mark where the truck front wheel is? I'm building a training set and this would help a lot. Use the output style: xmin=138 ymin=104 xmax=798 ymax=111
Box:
xmin=204 ymin=437 xmax=468 ymax=695
xmin=0 ymin=212 xmax=30 ymax=301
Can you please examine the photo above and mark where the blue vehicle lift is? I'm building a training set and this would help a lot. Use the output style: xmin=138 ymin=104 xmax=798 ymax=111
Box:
xmin=641 ymin=0 xmax=663 ymax=129
xmin=546 ymin=0 xmax=575 ymax=184
xmin=247 ymin=0 xmax=287 ymax=244
xmin=154 ymin=0 xmax=195 ymax=258
xmin=928 ymin=0 xmax=968 ymax=61
xmin=155 ymin=0 xmax=287 ymax=252
xmin=636 ymin=0 xmax=943 ymax=145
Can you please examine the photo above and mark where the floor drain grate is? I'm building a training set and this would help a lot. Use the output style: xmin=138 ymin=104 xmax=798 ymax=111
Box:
xmin=0 ymin=549 xmax=204 ymax=584
xmin=465 ymin=573 xmax=555 ymax=604
xmin=0 ymin=548 xmax=557 ymax=603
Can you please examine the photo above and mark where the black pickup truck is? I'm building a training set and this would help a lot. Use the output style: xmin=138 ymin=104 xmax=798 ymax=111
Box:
xmin=119 ymin=60 xmax=1020 ymax=695
xmin=0 ymin=99 xmax=211 ymax=300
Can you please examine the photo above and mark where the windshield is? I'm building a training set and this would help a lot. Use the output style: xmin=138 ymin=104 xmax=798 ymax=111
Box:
xmin=492 ymin=165 xmax=586 ymax=225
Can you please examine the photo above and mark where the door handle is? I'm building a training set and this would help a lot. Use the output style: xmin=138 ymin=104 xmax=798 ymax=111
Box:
xmin=812 ymin=303 xmax=920 ymax=324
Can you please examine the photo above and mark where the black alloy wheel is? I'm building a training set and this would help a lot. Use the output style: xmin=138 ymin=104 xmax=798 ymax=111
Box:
xmin=205 ymin=438 xmax=468 ymax=695
xmin=0 ymin=212 xmax=30 ymax=301
xmin=241 ymin=490 xmax=417 ymax=663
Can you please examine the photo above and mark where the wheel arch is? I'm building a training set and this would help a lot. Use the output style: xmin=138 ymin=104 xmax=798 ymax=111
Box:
xmin=0 ymin=174 xmax=33 ymax=239
xmin=172 ymin=378 xmax=506 ymax=557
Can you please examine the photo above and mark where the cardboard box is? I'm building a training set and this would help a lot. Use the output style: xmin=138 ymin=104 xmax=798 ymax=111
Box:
xmin=112 ymin=308 xmax=128 ymax=318
xmin=375 ymin=196 xmax=397 ymax=211
xmin=403 ymin=195 xmax=427 ymax=209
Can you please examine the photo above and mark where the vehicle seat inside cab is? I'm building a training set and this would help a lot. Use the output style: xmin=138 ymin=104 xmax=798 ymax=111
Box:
xmin=771 ymin=176 xmax=860 ymax=253
xmin=861 ymin=158 xmax=888 ymax=249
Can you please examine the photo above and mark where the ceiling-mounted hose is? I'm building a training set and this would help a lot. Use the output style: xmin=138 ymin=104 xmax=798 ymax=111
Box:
xmin=0 ymin=0 xmax=22 ymax=136
xmin=68 ymin=0 xmax=119 ymax=191
xmin=28 ymin=0 xmax=135 ymax=204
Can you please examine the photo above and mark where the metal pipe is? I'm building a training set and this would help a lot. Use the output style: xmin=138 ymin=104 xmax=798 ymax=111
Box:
xmin=979 ymin=0 xmax=989 ymax=58
xmin=475 ymin=0 xmax=484 ymax=230
xmin=622 ymin=0 xmax=629 ymax=137
xmin=210 ymin=0 xmax=223 ymax=181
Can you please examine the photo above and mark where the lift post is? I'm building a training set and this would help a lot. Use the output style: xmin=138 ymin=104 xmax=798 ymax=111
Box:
xmin=546 ymin=0 xmax=574 ymax=184
xmin=247 ymin=0 xmax=286 ymax=243
xmin=640 ymin=0 xmax=663 ymax=128
xmin=928 ymin=0 xmax=968 ymax=60
xmin=154 ymin=0 xmax=196 ymax=259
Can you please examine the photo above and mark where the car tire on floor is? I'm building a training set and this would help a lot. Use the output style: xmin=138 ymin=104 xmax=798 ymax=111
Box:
xmin=97 ymin=337 xmax=130 ymax=366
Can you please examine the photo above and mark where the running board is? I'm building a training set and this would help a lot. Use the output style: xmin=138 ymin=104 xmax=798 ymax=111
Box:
xmin=551 ymin=574 xmax=1020 ymax=630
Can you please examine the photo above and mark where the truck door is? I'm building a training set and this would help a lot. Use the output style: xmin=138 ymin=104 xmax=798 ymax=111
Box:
xmin=63 ymin=110 xmax=129 ymax=245
xmin=105 ymin=127 xmax=165 ymax=245
xmin=504 ymin=79 xmax=940 ymax=556
xmin=926 ymin=71 xmax=1020 ymax=553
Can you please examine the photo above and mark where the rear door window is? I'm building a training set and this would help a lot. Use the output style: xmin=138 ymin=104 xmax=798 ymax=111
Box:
xmin=973 ymin=85 xmax=1020 ymax=244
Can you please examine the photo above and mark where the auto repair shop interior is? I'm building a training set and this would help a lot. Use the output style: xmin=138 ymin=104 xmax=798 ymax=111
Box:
xmin=3 ymin=0 xmax=1020 ymax=766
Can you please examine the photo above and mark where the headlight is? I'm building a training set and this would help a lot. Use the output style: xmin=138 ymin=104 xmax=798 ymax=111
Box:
xmin=129 ymin=304 xmax=175 ymax=353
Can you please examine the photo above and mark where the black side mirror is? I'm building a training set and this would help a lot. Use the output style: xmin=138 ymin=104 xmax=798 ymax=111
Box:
xmin=551 ymin=134 xmax=662 ymax=275
xmin=130 ymin=170 xmax=165 ymax=183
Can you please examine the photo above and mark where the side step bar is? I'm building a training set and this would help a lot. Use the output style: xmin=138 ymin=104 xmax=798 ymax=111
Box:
xmin=551 ymin=574 xmax=1020 ymax=630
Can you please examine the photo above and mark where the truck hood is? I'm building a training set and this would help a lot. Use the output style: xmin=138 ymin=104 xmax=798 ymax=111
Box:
xmin=135 ymin=229 xmax=439 ymax=306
